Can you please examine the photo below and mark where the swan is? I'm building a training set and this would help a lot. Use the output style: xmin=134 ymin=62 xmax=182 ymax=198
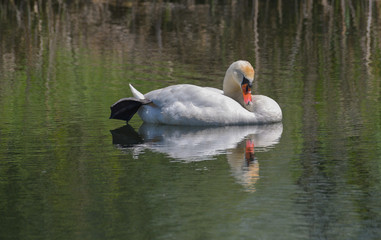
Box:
xmin=110 ymin=60 xmax=282 ymax=126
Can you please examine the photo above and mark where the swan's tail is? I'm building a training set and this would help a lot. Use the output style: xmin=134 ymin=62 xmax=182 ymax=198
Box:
xmin=129 ymin=84 xmax=145 ymax=100
xmin=109 ymin=84 xmax=151 ymax=122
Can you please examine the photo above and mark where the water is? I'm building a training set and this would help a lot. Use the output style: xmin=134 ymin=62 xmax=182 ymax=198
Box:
xmin=1 ymin=1 xmax=381 ymax=239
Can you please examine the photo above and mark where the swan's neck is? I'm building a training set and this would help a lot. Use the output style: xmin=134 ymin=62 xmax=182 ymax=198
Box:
xmin=223 ymin=75 xmax=250 ymax=110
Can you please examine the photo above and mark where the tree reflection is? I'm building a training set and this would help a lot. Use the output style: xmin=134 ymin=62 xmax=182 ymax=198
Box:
xmin=1 ymin=1 xmax=381 ymax=76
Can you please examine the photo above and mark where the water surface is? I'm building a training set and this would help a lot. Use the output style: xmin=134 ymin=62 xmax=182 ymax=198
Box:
xmin=0 ymin=1 xmax=381 ymax=239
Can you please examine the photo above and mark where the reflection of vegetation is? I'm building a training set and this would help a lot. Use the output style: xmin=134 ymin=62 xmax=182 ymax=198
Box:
xmin=0 ymin=0 xmax=380 ymax=239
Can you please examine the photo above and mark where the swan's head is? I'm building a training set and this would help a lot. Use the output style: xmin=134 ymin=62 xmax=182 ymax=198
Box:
xmin=223 ymin=60 xmax=255 ymax=110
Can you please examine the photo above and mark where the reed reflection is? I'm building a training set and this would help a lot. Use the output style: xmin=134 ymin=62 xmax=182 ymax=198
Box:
xmin=2 ymin=1 xmax=380 ymax=80
xmin=111 ymin=123 xmax=282 ymax=191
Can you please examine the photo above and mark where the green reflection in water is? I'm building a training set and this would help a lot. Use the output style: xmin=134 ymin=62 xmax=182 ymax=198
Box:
xmin=0 ymin=0 xmax=381 ymax=239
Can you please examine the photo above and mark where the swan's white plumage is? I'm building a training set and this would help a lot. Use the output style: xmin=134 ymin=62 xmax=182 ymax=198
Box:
xmin=133 ymin=84 xmax=282 ymax=126
xmin=117 ymin=60 xmax=282 ymax=126
xmin=129 ymin=83 xmax=145 ymax=100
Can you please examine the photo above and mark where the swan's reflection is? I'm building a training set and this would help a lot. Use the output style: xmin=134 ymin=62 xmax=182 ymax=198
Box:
xmin=227 ymin=139 xmax=259 ymax=192
xmin=111 ymin=123 xmax=283 ymax=191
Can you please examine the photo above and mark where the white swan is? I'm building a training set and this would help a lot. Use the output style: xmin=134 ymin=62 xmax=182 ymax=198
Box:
xmin=110 ymin=60 xmax=282 ymax=126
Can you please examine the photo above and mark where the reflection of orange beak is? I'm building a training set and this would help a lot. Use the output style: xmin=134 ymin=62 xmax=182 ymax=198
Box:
xmin=241 ymin=84 xmax=252 ymax=105
xmin=245 ymin=140 xmax=255 ymax=161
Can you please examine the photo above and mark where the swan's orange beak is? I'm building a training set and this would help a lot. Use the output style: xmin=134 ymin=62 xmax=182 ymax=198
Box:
xmin=241 ymin=83 xmax=252 ymax=105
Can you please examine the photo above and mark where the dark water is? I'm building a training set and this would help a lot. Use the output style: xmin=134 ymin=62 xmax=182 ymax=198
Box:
xmin=1 ymin=1 xmax=381 ymax=239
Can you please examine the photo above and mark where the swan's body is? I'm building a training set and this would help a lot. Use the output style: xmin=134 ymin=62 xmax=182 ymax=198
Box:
xmin=110 ymin=61 xmax=282 ymax=126
xmin=136 ymin=84 xmax=281 ymax=125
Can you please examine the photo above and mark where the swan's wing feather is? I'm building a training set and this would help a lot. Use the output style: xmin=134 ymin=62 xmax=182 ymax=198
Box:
xmin=110 ymin=97 xmax=152 ymax=122
xmin=142 ymin=85 xmax=253 ymax=125
xmin=139 ymin=84 xmax=281 ymax=125
xmin=203 ymin=87 xmax=223 ymax=95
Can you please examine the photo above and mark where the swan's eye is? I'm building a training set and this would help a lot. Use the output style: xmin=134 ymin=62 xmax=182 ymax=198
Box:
xmin=242 ymin=76 xmax=252 ymax=88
